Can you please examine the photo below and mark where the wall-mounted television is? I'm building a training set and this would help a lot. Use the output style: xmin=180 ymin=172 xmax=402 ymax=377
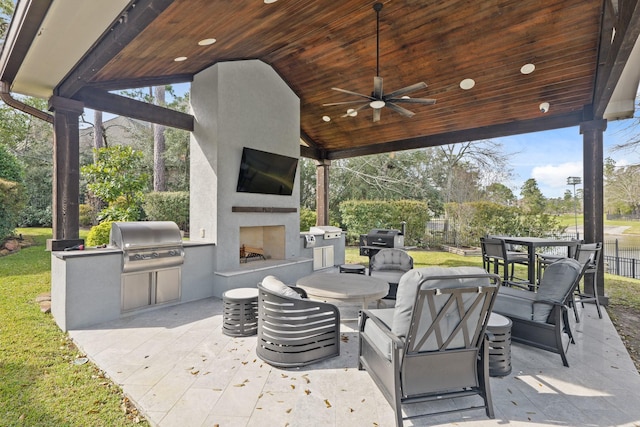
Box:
xmin=236 ymin=147 xmax=298 ymax=195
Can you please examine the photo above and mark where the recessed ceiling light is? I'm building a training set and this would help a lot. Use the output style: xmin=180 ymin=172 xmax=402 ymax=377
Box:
xmin=369 ymin=100 xmax=385 ymax=109
xmin=539 ymin=102 xmax=550 ymax=113
xmin=347 ymin=108 xmax=358 ymax=117
xmin=198 ymin=38 xmax=216 ymax=46
xmin=460 ymin=78 xmax=475 ymax=90
xmin=322 ymin=115 xmax=331 ymax=122
xmin=264 ymin=0 xmax=278 ymax=3
xmin=520 ymin=63 xmax=535 ymax=74
xmin=401 ymin=95 xmax=410 ymax=99
xmin=174 ymin=56 xmax=187 ymax=62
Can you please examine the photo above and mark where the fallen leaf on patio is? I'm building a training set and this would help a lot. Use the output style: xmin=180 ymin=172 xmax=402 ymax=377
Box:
xmin=290 ymin=385 xmax=295 ymax=390
xmin=349 ymin=408 xmax=354 ymax=412
xmin=258 ymin=393 xmax=263 ymax=399
xmin=281 ymin=374 xmax=288 ymax=378
xmin=507 ymin=388 xmax=513 ymax=394
xmin=324 ymin=399 xmax=332 ymax=408
xmin=204 ymin=371 xmax=211 ymax=375
xmin=242 ymin=361 xmax=248 ymax=365
xmin=302 ymin=374 xmax=310 ymax=383
xmin=611 ymin=365 xmax=619 ymax=369
xmin=286 ymin=408 xmax=292 ymax=413
xmin=256 ymin=407 xmax=262 ymax=410
xmin=511 ymin=401 xmax=518 ymax=406
xmin=341 ymin=335 xmax=349 ymax=342
xmin=190 ymin=370 xmax=199 ymax=375
xmin=144 ymin=355 xmax=149 ymax=358
xmin=233 ymin=383 xmax=246 ymax=387
xmin=212 ymin=388 xmax=222 ymax=391
xmin=305 ymin=389 xmax=311 ymax=395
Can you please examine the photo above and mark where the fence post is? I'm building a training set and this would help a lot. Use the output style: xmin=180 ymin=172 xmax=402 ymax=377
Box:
xmin=616 ymin=239 xmax=620 ymax=276
xmin=634 ymin=258 xmax=637 ymax=279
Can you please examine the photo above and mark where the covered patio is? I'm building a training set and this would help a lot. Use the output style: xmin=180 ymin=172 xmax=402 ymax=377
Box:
xmin=69 ymin=288 xmax=640 ymax=426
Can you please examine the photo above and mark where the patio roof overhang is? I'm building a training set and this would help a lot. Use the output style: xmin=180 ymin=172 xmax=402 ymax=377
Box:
xmin=1 ymin=0 xmax=639 ymax=161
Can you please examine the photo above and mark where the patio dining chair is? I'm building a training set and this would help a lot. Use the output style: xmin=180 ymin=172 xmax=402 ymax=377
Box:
xmin=358 ymin=266 xmax=500 ymax=426
xmin=492 ymin=257 xmax=589 ymax=367
xmin=256 ymin=276 xmax=340 ymax=368
xmin=480 ymin=236 xmax=529 ymax=289
xmin=573 ymin=242 xmax=603 ymax=320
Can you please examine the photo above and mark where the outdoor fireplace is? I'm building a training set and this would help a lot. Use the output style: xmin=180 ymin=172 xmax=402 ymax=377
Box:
xmin=239 ymin=225 xmax=285 ymax=263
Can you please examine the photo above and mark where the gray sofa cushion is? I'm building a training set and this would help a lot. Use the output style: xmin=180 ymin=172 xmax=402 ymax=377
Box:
xmin=532 ymin=258 xmax=582 ymax=322
xmin=370 ymin=270 xmax=406 ymax=285
xmin=493 ymin=287 xmax=536 ymax=320
xmin=362 ymin=308 xmax=397 ymax=360
xmin=391 ymin=266 xmax=489 ymax=338
xmin=261 ymin=275 xmax=301 ymax=299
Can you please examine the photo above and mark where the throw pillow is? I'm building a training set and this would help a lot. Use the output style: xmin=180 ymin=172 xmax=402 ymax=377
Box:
xmin=261 ymin=275 xmax=302 ymax=299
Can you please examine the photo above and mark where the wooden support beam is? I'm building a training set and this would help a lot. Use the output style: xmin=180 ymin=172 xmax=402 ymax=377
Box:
xmin=326 ymin=110 xmax=584 ymax=160
xmin=594 ymin=0 xmax=640 ymax=117
xmin=75 ymin=87 xmax=194 ymax=131
xmin=315 ymin=160 xmax=330 ymax=226
xmin=56 ymin=0 xmax=175 ymax=98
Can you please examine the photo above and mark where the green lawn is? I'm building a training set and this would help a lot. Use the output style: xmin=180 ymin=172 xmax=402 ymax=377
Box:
xmin=555 ymin=214 xmax=640 ymax=235
xmin=0 ymin=228 xmax=147 ymax=426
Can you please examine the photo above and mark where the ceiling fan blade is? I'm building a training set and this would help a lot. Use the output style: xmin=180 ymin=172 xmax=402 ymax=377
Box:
xmin=387 ymin=97 xmax=437 ymax=105
xmin=323 ymin=100 xmax=372 ymax=106
xmin=384 ymin=82 xmax=428 ymax=99
xmin=373 ymin=76 xmax=383 ymax=99
xmin=340 ymin=102 xmax=370 ymax=118
xmin=373 ymin=107 xmax=381 ymax=122
xmin=386 ymin=102 xmax=416 ymax=118
xmin=331 ymin=87 xmax=374 ymax=100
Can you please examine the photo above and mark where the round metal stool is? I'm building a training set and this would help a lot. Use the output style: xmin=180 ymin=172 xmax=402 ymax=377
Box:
xmin=487 ymin=312 xmax=512 ymax=377
xmin=222 ymin=288 xmax=259 ymax=337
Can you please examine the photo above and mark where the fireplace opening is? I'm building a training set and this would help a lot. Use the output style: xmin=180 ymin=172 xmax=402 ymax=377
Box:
xmin=239 ymin=225 xmax=285 ymax=263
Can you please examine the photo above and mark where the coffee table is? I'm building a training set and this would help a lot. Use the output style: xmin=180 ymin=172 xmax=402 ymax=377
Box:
xmin=296 ymin=273 xmax=389 ymax=312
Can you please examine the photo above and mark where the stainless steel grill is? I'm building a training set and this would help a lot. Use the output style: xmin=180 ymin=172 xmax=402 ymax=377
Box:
xmin=110 ymin=221 xmax=184 ymax=273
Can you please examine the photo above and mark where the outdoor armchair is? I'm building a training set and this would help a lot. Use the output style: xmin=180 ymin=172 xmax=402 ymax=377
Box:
xmin=368 ymin=248 xmax=414 ymax=299
xmin=256 ymin=276 xmax=340 ymax=368
xmin=358 ymin=266 xmax=499 ymax=426
xmin=492 ymin=257 xmax=588 ymax=367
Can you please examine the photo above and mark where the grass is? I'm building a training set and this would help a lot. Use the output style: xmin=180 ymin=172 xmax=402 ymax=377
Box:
xmin=555 ymin=214 xmax=640 ymax=235
xmin=0 ymin=228 xmax=147 ymax=427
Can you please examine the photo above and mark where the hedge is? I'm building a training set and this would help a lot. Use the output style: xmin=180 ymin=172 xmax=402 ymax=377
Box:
xmin=338 ymin=199 xmax=429 ymax=246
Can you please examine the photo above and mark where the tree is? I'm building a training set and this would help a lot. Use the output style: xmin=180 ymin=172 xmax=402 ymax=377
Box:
xmin=0 ymin=0 xmax=13 ymax=44
xmin=431 ymin=140 xmax=513 ymax=204
xmin=604 ymin=157 xmax=640 ymax=215
xmin=81 ymin=146 xmax=149 ymax=221
xmin=520 ymin=178 xmax=546 ymax=215
xmin=485 ymin=182 xmax=516 ymax=205
xmin=153 ymin=85 xmax=166 ymax=191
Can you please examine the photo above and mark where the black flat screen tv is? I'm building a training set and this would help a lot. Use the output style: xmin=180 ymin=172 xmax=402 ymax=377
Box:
xmin=236 ymin=147 xmax=298 ymax=195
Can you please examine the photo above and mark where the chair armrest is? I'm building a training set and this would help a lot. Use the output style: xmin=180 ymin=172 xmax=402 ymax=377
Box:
xmin=360 ymin=309 xmax=404 ymax=349
xmin=288 ymin=285 xmax=308 ymax=298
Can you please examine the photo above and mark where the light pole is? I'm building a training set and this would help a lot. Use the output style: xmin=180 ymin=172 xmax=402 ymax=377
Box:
xmin=567 ymin=176 xmax=581 ymax=239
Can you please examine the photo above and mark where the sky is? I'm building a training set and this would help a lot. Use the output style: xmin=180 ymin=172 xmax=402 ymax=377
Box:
xmin=497 ymin=118 xmax=640 ymax=198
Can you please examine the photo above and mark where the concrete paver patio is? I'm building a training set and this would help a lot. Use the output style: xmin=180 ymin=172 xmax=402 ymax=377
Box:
xmin=69 ymin=290 xmax=640 ymax=427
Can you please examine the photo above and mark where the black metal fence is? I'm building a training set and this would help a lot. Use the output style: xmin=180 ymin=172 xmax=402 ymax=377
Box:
xmin=425 ymin=219 xmax=640 ymax=279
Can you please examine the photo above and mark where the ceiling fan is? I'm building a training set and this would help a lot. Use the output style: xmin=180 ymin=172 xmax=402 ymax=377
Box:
xmin=323 ymin=2 xmax=436 ymax=122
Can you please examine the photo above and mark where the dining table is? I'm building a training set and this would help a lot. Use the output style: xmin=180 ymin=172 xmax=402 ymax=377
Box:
xmin=500 ymin=236 xmax=580 ymax=286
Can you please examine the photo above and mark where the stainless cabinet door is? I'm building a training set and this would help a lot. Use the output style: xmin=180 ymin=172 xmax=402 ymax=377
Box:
xmin=156 ymin=268 xmax=181 ymax=304
xmin=122 ymin=272 xmax=151 ymax=311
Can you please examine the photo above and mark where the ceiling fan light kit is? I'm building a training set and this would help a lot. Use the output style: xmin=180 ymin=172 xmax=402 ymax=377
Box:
xmin=323 ymin=2 xmax=436 ymax=122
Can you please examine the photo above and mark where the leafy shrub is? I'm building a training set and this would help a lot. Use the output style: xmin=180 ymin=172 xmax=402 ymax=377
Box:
xmin=79 ymin=204 xmax=95 ymax=227
xmin=0 ymin=178 xmax=27 ymax=239
xmin=86 ymin=221 xmax=113 ymax=247
xmin=300 ymin=208 xmax=316 ymax=232
xmin=339 ymin=199 xmax=429 ymax=246
xmin=142 ymin=192 xmax=189 ymax=231
xmin=18 ymin=204 xmax=52 ymax=227
xmin=0 ymin=145 xmax=23 ymax=182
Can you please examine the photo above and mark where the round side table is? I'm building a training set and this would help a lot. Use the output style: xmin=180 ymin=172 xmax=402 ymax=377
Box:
xmin=222 ymin=288 xmax=259 ymax=337
xmin=487 ymin=312 xmax=512 ymax=377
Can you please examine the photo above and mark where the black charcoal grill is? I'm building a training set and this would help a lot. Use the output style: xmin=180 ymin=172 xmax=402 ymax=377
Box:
xmin=110 ymin=221 xmax=185 ymax=273
xmin=359 ymin=228 xmax=405 ymax=257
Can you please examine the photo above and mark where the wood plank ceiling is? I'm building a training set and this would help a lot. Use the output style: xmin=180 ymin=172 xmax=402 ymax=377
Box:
xmin=74 ymin=0 xmax=604 ymax=159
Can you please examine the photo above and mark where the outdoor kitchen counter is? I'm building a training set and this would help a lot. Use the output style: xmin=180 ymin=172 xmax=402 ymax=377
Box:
xmin=50 ymin=241 xmax=216 ymax=331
